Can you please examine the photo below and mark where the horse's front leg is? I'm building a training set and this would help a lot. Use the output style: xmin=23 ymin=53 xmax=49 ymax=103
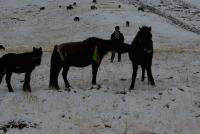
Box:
xmin=23 ymin=72 xmax=31 ymax=92
xmin=129 ymin=64 xmax=138 ymax=91
xmin=62 ymin=65 xmax=71 ymax=91
xmin=141 ymin=65 xmax=145 ymax=81
xmin=5 ymin=72 xmax=14 ymax=92
xmin=91 ymin=62 xmax=100 ymax=86
xmin=146 ymin=66 xmax=155 ymax=86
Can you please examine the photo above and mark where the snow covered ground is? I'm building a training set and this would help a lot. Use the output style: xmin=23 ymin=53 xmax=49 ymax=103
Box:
xmin=0 ymin=0 xmax=200 ymax=133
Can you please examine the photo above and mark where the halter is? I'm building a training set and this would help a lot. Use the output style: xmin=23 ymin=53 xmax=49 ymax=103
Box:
xmin=33 ymin=57 xmax=41 ymax=60
xmin=144 ymin=49 xmax=153 ymax=54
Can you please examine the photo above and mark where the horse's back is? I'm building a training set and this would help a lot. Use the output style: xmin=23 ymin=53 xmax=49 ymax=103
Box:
xmin=1 ymin=53 xmax=17 ymax=62
xmin=2 ymin=52 xmax=34 ymax=67
xmin=58 ymin=41 xmax=91 ymax=56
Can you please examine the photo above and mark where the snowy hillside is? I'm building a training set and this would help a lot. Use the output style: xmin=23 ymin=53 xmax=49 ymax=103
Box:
xmin=0 ymin=0 xmax=200 ymax=134
xmin=124 ymin=0 xmax=200 ymax=34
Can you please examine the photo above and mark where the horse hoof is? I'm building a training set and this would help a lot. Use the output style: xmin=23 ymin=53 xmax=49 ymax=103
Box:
xmin=90 ymin=85 xmax=101 ymax=90
xmin=129 ymin=88 xmax=135 ymax=91
xmin=23 ymin=89 xmax=31 ymax=92
xmin=9 ymin=90 xmax=14 ymax=92
xmin=49 ymin=86 xmax=60 ymax=90
xmin=152 ymin=83 xmax=156 ymax=86
xmin=65 ymin=87 xmax=71 ymax=92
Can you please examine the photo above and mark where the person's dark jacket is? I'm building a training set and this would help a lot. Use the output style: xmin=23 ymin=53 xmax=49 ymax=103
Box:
xmin=110 ymin=31 xmax=124 ymax=42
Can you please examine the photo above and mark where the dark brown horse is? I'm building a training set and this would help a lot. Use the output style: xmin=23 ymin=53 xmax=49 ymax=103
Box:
xmin=129 ymin=26 xmax=155 ymax=90
xmin=0 ymin=47 xmax=42 ymax=92
xmin=49 ymin=37 xmax=130 ymax=90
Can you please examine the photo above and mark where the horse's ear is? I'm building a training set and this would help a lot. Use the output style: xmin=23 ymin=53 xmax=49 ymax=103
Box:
xmin=40 ymin=47 xmax=42 ymax=50
xmin=33 ymin=47 xmax=36 ymax=51
xmin=149 ymin=27 xmax=151 ymax=31
xmin=139 ymin=27 xmax=142 ymax=30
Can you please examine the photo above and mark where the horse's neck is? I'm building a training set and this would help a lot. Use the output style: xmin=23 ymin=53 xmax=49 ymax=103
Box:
xmin=96 ymin=44 xmax=107 ymax=56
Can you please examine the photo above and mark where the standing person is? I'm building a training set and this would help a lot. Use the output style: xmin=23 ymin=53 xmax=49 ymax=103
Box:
xmin=110 ymin=26 xmax=125 ymax=62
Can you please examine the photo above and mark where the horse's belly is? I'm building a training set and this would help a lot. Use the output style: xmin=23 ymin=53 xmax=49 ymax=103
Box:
xmin=70 ymin=61 xmax=91 ymax=67
xmin=13 ymin=66 xmax=26 ymax=73
xmin=67 ymin=55 xmax=92 ymax=67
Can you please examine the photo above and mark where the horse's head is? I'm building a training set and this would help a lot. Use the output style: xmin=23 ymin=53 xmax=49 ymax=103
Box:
xmin=134 ymin=26 xmax=153 ymax=52
xmin=32 ymin=47 xmax=43 ymax=65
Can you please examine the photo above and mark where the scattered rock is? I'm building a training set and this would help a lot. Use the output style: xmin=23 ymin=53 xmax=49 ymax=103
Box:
xmin=168 ymin=88 xmax=173 ymax=91
xmin=66 ymin=5 xmax=73 ymax=10
xmin=126 ymin=21 xmax=130 ymax=27
xmin=0 ymin=120 xmax=39 ymax=133
xmin=194 ymin=72 xmax=200 ymax=74
xmin=73 ymin=2 xmax=77 ymax=6
xmin=138 ymin=6 xmax=145 ymax=11
xmin=168 ymin=76 xmax=174 ymax=79
xmin=104 ymin=124 xmax=111 ymax=128
xmin=74 ymin=16 xmax=80 ymax=21
xmin=10 ymin=17 xmax=25 ymax=22
xmin=177 ymin=88 xmax=185 ymax=92
xmin=115 ymin=91 xmax=127 ymax=95
xmin=195 ymin=114 xmax=200 ymax=118
xmin=120 ymin=78 xmax=127 ymax=81
xmin=164 ymin=104 xmax=170 ymax=108
xmin=158 ymin=92 xmax=163 ymax=95
xmin=40 ymin=7 xmax=45 ymax=11
xmin=93 ymin=124 xmax=100 ymax=128
xmin=171 ymin=99 xmax=176 ymax=102
xmin=92 ymin=0 xmax=97 ymax=4
xmin=61 ymin=114 xmax=65 ymax=118
xmin=146 ymin=104 xmax=151 ymax=107
xmin=151 ymin=97 xmax=158 ymax=101
xmin=91 ymin=5 xmax=97 ymax=10
xmin=194 ymin=101 xmax=200 ymax=108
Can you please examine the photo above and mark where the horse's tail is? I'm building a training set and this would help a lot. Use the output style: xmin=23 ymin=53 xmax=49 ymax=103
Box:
xmin=49 ymin=45 xmax=62 ymax=89
xmin=0 ymin=57 xmax=6 ymax=84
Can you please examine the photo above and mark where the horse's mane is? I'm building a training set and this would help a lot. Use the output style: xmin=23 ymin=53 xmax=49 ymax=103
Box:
xmin=84 ymin=37 xmax=108 ymax=43
xmin=84 ymin=37 xmax=112 ymax=56
xmin=131 ymin=28 xmax=143 ymax=46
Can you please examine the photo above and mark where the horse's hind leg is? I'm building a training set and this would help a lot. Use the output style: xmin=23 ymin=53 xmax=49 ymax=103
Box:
xmin=129 ymin=64 xmax=138 ymax=90
xmin=146 ymin=66 xmax=155 ymax=86
xmin=141 ymin=65 xmax=145 ymax=81
xmin=23 ymin=72 xmax=31 ymax=92
xmin=0 ymin=72 xmax=5 ymax=84
xmin=62 ymin=65 xmax=70 ymax=90
xmin=5 ymin=72 xmax=13 ymax=92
